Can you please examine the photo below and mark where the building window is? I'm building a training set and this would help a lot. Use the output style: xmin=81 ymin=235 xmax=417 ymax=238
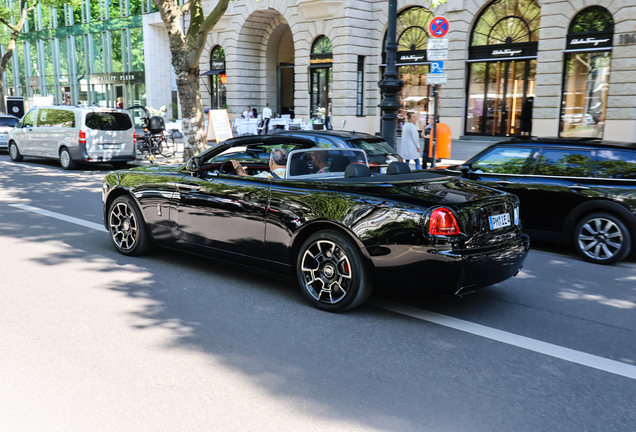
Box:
xmin=560 ymin=7 xmax=614 ymax=138
xmin=356 ymin=56 xmax=364 ymax=116
xmin=310 ymin=35 xmax=333 ymax=126
xmin=208 ymin=45 xmax=227 ymax=110
xmin=465 ymin=0 xmax=541 ymax=137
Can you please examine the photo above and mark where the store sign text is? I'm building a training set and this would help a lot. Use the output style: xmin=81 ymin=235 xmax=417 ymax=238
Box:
xmin=570 ymin=37 xmax=610 ymax=46
xmin=310 ymin=58 xmax=333 ymax=64
xmin=399 ymin=54 xmax=426 ymax=63
xmin=491 ymin=49 xmax=523 ymax=57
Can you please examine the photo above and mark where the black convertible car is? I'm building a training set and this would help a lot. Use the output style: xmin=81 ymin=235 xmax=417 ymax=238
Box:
xmin=102 ymin=135 xmax=530 ymax=311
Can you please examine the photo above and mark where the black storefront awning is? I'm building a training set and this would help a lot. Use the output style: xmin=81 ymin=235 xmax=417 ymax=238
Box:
xmin=201 ymin=69 xmax=225 ymax=76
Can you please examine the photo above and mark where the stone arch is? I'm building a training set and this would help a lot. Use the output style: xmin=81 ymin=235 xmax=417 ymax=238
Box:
xmin=233 ymin=8 xmax=296 ymax=117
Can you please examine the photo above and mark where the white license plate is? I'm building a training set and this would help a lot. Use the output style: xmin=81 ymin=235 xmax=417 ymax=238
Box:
xmin=489 ymin=213 xmax=511 ymax=230
xmin=102 ymin=144 xmax=121 ymax=149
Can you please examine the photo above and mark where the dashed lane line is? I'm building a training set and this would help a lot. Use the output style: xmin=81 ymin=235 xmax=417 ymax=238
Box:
xmin=9 ymin=203 xmax=107 ymax=232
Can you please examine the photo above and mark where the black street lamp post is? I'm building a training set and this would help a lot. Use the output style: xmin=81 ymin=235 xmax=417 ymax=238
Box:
xmin=378 ymin=0 xmax=403 ymax=150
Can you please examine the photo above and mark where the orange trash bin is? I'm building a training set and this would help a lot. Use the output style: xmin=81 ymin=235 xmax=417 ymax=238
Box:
xmin=429 ymin=123 xmax=452 ymax=159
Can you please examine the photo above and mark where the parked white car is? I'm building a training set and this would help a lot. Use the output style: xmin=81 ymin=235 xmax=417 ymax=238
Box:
xmin=8 ymin=106 xmax=136 ymax=169
xmin=0 ymin=114 xmax=20 ymax=150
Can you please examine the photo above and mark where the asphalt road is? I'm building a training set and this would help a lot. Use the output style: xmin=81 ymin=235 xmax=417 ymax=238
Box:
xmin=0 ymin=155 xmax=635 ymax=432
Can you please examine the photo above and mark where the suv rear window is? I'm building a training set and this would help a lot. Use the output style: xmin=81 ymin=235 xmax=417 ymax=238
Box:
xmin=0 ymin=117 xmax=18 ymax=127
xmin=346 ymin=138 xmax=395 ymax=156
xmin=86 ymin=112 xmax=132 ymax=131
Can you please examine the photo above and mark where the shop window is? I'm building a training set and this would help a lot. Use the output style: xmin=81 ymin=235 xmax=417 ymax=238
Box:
xmin=465 ymin=0 xmax=541 ymax=137
xmin=560 ymin=7 xmax=614 ymax=138
xmin=130 ymin=27 xmax=144 ymax=72
xmin=209 ymin=45 xmax=227 ymax=110
xmin=310 ymin=36 xmax=333 ymax=126
xmin=381 ymin=7 xmax=435 ymax=132
xmin=111 ymin=30 xmax=123 ymax=73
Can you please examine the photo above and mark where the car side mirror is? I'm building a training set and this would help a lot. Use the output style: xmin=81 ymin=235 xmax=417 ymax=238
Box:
xmin=459 ymin=164 xmax=471 ymax=175
xmin=15 ymin=121 xmax=22 ymax=129
xmin=186 ymin=157 xmax=201 ymax=172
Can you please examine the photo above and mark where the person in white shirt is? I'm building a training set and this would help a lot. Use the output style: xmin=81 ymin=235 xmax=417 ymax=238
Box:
xmin=261 ymin=103 xmax=272 ymax=135
xmin=243 ymin=106 xmax=253 ymax=119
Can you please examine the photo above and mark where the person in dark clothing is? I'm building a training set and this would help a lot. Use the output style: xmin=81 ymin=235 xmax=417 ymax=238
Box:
xmin=421 ymin=119 xmax=433 ymax=168
xmin=520 ymin=97 xmax=534 ymax=136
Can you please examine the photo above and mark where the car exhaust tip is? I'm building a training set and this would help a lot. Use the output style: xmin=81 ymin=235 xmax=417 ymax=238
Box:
xmin=455 ymin=285 xmax=477 ymax=296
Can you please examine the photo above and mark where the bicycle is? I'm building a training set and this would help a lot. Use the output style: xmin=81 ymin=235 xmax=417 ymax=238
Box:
xmin=127 ymin=105 xmax=177 ymax=158
xmin=136 ymin=129 xmax=176 ymax=157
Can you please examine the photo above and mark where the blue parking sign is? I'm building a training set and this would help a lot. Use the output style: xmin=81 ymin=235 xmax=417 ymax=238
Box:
xmin=431 ymin=61 xmax=444 ymax=74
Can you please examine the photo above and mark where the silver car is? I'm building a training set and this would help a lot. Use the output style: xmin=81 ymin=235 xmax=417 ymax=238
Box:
xmin=8 ymin=106 xmax=137 ymax=170
xmin=0 ymin=114 xmax=19 ymax=150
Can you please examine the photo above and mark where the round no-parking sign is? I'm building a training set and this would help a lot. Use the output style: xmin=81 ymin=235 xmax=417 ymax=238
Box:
xmin=429 ymin=16 xmax=450 ymax=38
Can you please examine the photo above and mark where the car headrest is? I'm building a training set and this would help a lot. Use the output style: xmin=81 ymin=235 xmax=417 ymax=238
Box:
xmin=345 ymin=164 xmax=372 ymax=178
xmin=330 ymin=155 xmax=351 ymax=172
xmin=290 ymin=158 xmax=310 ymax=176
xmin=387 ymin=161 xmax=411 ymax=175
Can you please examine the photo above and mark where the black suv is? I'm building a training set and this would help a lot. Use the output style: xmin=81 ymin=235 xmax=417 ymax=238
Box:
xmin=435 ymin=138 xmax=636 ymax=264
xmin=274 ymin=130 xmax=402 ymax=172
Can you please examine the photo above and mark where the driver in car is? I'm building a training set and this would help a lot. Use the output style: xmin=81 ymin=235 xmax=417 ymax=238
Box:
xmin=231 ymin=148 xmax=288 ymax=179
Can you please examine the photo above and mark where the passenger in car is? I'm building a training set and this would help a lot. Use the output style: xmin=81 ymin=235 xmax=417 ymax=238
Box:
xmin=231 ymin=148 xmax=288 ymax=179
xmin=311 ymin=151 xmax=330 ymax=173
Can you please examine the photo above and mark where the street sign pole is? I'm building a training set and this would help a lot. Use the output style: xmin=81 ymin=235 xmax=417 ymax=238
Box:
xmin=432 ymin=85 xmax=439 ymax=169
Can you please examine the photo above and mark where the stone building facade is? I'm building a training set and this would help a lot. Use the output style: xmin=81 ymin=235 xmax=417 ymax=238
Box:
xmin=195 ymin=0 xmax=636 ymax=142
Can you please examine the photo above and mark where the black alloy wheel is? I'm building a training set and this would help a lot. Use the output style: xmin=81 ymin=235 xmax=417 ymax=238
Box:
xmin=9 ymin=142 xmax=23 ymax=162
xmin=59 ymin=147 xmax=76 ymax=170
xmin=108 ymin=195 xmax=153 ymax=256
xmin=297 ymin=230 xmax=373 ymax=312
xmin=574 ymin=212 xmax=632 ymax=265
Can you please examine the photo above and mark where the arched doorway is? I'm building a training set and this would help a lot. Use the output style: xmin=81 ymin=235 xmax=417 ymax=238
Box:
xmin=236 ymin=10 xmax=294 ymax=120
xmin=465 ymin=0 xmax=541 ymax=136
xmin=560 ymin=6 xmax=614 ymax=138
xmin=381 ymin=6 xmax=436 ymax=132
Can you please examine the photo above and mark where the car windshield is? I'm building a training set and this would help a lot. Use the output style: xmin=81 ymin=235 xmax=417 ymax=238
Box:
xmin=0 ymin=117 xmax=18 ymax=127
xmin=86 ymin=112 xmax=132 ymax=131
xmin=346 ymin=138 xmax=395 ymax=156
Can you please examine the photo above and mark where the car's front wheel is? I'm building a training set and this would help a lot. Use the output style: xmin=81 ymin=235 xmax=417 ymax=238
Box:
xmin=9 ymin=141 xmax=23 ymax=162
xmin=59 ymin=147 xmax=76 ymax=170
xmin=108 ymin=195 xmax=153 ymax=256
xmin=574 ymin=212 xmax=632 ymax=265
xmin=297 ymin=230 xmax=373 ymax=312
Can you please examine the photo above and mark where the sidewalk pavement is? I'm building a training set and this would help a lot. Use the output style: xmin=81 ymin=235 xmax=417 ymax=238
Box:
xmin=129 ymin=136 xmax=497 ymax=168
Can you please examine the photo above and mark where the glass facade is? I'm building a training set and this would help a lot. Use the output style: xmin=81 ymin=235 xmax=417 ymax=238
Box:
xmin=0 ymin=0 xmax=146 ymax=108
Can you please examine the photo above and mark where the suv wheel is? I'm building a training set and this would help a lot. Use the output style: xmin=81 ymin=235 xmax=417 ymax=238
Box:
xmin=60 ymin=147 xmax=77 ymax=170
xmin=574 ymin=213 xmax=632 ymax=265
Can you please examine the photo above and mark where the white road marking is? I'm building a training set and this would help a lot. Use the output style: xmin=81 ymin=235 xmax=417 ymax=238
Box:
xmin=9 ymin=203 xmax=107 ymax=232
xmin=369 ymin=298 xmax=636 ymax=380
xmin=7 ymin=202 xmax=636 ymax=380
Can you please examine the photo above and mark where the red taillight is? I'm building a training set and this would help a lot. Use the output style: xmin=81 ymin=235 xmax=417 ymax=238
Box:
xmin=79 ymin=130 xmax=86 ymax=144
xmin=429 ymin=207 xmax=461 ymax=236
xmin=133 ymin=131 xmax=137 ymax=144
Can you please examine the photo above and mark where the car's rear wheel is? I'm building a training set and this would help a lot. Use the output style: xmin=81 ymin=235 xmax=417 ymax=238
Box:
xmin=9 ymin=141 xmax=23 ymax=162
xmin=574 ymin=212 xmax=631 ymax=265
xmin=297 ymin=230 xmax=373 ymax=312
xmin=108 ymin=195 xmax=153 ymax=256
xmin=59 ymin=147 xmax=76 ymax=170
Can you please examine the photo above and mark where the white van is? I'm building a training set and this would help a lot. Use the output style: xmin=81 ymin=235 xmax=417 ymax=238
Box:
xmin=7 ymin=106 xmax=137 ymax=170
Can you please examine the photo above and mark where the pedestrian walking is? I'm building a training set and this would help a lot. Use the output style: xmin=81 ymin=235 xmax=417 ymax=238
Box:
xmin=400 ymin=112 xmax=421 ymax=170
xmin=421 ymin=119 xmax=433 ymax=168
xmin=261 ymin=103 xmax=272 ymax=135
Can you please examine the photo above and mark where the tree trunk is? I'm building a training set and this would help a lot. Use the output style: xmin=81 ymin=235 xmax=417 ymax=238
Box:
xmin=176 ymin=67 xmax=206 ymax=161
xmin=0 ymin=75 xmax=5 ymax=114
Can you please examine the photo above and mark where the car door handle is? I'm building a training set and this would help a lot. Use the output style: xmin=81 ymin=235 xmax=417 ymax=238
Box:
xmin=496 ymin=181 xmax=514 ymax=186
xmin=167 ymin=182 xmax=201 ymax=191
xmin=569 ymin=185 xmax=589 ymax=191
